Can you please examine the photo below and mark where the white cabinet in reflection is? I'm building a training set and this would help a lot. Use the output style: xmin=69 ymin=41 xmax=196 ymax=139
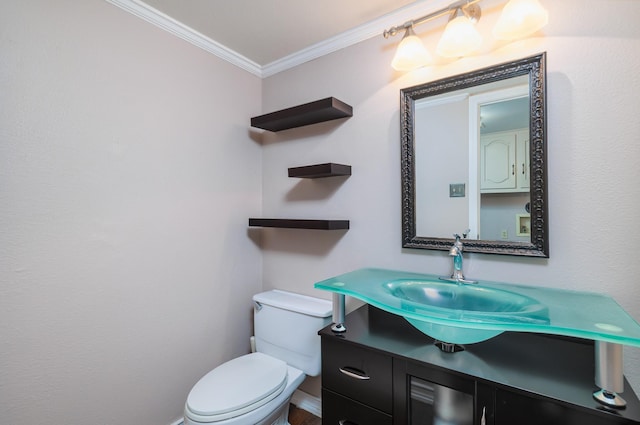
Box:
xmin=480 ymin=128 xmax=529 ymax=193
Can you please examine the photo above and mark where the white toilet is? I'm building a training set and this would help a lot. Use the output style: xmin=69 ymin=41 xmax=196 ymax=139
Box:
xmin=184 ymin=290 xmax=332 ymax=425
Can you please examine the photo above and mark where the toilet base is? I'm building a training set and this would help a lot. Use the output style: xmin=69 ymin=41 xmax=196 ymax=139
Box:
xmin=253 ymin=397 xmax=290 ymax=425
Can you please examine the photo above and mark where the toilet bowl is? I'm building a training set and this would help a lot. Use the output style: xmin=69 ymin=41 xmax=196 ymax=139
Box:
xmin=184 ymin=290 xmax=331 ymax=425
xmin=184 ymin=354 xmax=305 ymax=425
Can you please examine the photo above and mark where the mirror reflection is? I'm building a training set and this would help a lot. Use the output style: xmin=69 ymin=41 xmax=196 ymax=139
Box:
xmin=401 ymin=54 xmax=548 ymax=257
xmin=415 ymin=77 xmax=529 ymax=242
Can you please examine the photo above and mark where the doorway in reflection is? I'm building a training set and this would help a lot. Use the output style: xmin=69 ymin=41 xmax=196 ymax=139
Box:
xmin=476 ymin=94 xmax=530 ymax=242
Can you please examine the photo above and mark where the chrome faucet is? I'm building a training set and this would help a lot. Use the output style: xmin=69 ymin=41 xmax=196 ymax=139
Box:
xmin=440 ymin=232 xmax=477 ymax=284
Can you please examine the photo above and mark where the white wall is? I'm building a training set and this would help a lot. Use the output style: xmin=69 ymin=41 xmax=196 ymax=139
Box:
xmin=480 ymin=192 xmax=531 ymax=241
xmin=261 ymin=0 xmax=640 ymax=396
xmin=0 ymin=1 xmax=262 ymax=424
xmin=415 ymin=100 xmax=469 ymax=238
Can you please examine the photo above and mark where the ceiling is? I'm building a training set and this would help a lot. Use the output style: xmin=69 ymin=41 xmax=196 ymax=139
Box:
xmin=139 ymin=0 xmax=420 ymax=66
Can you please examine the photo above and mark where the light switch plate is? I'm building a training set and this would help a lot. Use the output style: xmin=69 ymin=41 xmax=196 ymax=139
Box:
xmin=449 ymin=183 xmax=465 ymax=197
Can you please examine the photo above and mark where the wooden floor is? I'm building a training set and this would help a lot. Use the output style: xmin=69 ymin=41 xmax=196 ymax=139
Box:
xmin=288 ymin=404 xmax=322 ymax=425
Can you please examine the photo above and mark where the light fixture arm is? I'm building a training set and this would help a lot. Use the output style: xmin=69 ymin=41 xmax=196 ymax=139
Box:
xmin=383 ymin=0 xmax=481 ymax=39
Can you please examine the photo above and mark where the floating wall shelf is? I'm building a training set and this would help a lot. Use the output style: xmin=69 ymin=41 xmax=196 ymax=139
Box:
xmin=288 ymin=163 xmax=352 ymax=178
xmin=249 ymin=97 xmax=352 ymax=233
xmin=248 ymin=219 xmax=349 ymax=230
xmin=250 ymin=97 xmax=353 ymax=132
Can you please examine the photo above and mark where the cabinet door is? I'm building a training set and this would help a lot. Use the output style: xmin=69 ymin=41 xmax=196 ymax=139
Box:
xmin=397 ymin=359 xmax=486 ymax=425
xmin=480 ymin=133 xmax=517 ymax=191
xmin=322 ymin=389 xmax=392 ymax=425
xmin=516 ymin=130 xmax=530 ymax=191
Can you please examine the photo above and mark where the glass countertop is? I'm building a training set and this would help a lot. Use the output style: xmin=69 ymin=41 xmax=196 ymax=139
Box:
xmin=314 ymin=268 xmax=640 ymax=346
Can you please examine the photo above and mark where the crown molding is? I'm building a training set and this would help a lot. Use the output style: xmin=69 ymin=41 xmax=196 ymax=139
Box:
xmin=105 ymin=0 xmax=450 ymax=78
xmin=104 ymin=0 xmax=262 ymax=76
xmin=261 ymin=0 xmax=451 ymax=77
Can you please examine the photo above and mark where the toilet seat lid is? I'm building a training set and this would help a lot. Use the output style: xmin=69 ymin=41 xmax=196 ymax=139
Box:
xmin=186 ymin=352 xmax=288 ymax=417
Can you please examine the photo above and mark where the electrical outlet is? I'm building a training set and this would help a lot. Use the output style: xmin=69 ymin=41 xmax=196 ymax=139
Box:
xmin=501 ymin=229 xmax=508 ymax=239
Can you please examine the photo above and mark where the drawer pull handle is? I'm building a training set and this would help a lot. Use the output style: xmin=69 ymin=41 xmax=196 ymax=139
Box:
xmin=339 ymin=366 xmax=370 ymax=380
xmin=339 ymin=420 xmax=358 ymax=425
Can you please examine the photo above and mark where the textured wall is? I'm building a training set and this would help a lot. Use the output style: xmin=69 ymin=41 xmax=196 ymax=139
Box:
xmin=260 ymin=0 xmax=640 ymax=396
xmin=2 ymin=1 xmax=640 ymax=423
xmin=0 ymin=1 xmax=262 ymax=424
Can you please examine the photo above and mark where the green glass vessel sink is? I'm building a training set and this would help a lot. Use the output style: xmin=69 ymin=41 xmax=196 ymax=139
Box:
xmin=314 ymin=268 xmax=640 ymax=346
xmin=384 ymin=279 xmax=549 ymax=343
xmin=385 ymin=279 xmax=547 ymax=316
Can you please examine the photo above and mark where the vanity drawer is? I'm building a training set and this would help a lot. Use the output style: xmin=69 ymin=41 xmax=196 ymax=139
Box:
xmin=321 ymin=336 xmax=393 ymax=413
xmin=322 ymin=389 xmax=392 ymax=425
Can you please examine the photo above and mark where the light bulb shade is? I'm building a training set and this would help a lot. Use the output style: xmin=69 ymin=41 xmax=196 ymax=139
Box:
xmin=391 ymin=29 xmax=432 ymax=71
xmin=436 ymin=15 xmax=483 ymax=58
xmin=493 ymin=0 xmax=549 ymax=40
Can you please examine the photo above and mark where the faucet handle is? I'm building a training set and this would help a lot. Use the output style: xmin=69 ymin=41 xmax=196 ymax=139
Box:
xmin=452 ymin=233 xmax=464 ymax=251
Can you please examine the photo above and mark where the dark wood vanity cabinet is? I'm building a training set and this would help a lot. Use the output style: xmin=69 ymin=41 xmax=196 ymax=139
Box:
xmin=320 ymin=305 xmax=640 ymax=425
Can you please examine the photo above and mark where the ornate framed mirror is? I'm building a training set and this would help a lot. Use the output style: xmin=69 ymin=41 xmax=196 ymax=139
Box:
xmin=401 ymin=53 xmax=548 ymax=257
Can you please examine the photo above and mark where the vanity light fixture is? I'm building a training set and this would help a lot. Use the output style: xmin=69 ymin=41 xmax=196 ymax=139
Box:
xmin=493 ymin=0 xmax=549 ymax=40
xmin=391 ymin=25 xmax=433 ymax=71
xmin=383 ymin=0 xmax=548 ymax=71
xmin=436 ymin=5 xmax=483 ymax=58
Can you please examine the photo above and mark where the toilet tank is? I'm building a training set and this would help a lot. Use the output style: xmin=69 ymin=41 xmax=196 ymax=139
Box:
xmin=253 ymin=290 xmax=332 ymax=377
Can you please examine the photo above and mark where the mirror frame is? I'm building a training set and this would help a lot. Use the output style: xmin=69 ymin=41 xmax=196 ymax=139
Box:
xmin=401 ymin=53 xmax=548 ymax=257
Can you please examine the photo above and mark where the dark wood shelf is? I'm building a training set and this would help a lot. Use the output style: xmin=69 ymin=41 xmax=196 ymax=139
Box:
xmin=288 ymin=163 xmax=352 ymax=178
xmin=250 ymin=97 xmax=352 ymax=132
xmin=248 ymin=219 xmax=349 ymax=230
